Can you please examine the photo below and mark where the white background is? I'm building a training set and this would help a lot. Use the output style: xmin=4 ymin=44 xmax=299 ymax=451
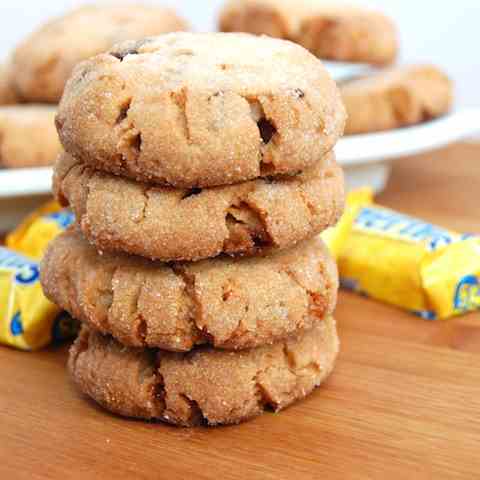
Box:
xmin=1 ymin=0 xmax=479 ymax=109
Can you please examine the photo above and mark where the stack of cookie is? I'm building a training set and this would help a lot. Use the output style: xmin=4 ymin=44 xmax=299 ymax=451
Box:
xmin=41 ymin=32 xmax=346 ymax=426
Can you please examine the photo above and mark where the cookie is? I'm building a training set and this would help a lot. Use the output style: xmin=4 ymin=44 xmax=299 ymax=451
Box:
xmin=341 ymin=65 xmax=453 ymax=135
xmin=219 ymin=0 xmax=304 ymax=39
xmin=297 ymin=4 xmax=398 ymax=66
xmin=0 ymin=63 xmax=18 ymax=105
xmin=53 ymin=151 xmax=344 ymax=262
xmin=0 ymin=105 xmax=61 ymax=168
xmin=56 ymin=32 xmax=345 ymax=188
xmin=41 ymin=229 xmax=338 ymax=351
xmin=10 ymin=5 xmax=188 ymax=103
xmin=219 ymin=0 xmax=398 ymax=66
xmin=69 ymin=315 xmax=338 ymax=426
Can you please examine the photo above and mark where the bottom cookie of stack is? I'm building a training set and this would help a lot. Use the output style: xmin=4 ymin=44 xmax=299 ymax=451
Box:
xmin=69 ymin=316 xmax=339 ymax=427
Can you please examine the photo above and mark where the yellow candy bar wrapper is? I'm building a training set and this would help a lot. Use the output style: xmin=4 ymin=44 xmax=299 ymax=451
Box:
xmin=338 ymin=199 xmax=480 ymax=320
xmin=6 ymin=201 xmax=74 ymax=260
xmin=0 ymin=247 xmax=78 ymax=350
xmin=3 ymin=202 xmax=76 ymax=350
xmin=321 ymin=188 xmax=372 ymax=259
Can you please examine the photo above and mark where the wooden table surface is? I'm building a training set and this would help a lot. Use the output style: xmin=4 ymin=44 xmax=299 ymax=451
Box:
xmin=1 ymin=143 xmax=479 ymax=479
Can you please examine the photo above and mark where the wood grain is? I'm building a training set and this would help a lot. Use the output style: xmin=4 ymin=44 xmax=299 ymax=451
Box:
xmin=0 ymin=143 xmax=479 ymax=479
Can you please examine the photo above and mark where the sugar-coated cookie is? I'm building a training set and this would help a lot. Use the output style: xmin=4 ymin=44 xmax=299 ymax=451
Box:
xmin=69 ymin=316 xmax=338 ymax=426
xmin=56 ymin=32 xmax=345 ymax=188
xmin=41 ymin=229 xmax=338 ymax=351
xmin=53 ymin=151 xmax=344 ymax=262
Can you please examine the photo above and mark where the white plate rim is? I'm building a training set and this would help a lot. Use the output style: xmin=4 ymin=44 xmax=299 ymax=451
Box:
xmin=1 ymin=108 xmax=479 ymax=199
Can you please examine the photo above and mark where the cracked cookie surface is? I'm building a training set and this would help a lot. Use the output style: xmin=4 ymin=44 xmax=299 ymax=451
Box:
xmin=41 ymin=229 xmax=338 ymax=351
xmin=56 ymin=32 xmax=345 ymax=188
xmin=69 ymin=315 xmax=338 ymax=426
xmin=219 ymin=0 xmax=398 ymax=66
xmin=10 ymin=5 xmax=188 ymax=103
xmin=340 ymin=65 xmax=453 ymax=135
xmin=0 ymin=105 xmax=61 ymax=168
xmin=53 ymin=151 xmax=344 ymax=262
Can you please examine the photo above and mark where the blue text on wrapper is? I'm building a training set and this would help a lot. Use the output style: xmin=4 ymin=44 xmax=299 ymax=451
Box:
xmin=355 ymin=207 xmax=473 ymax=251
xmin=454 ymin=274 xmax=480 ymax=312
xmin=0 ymin=248 xmax=39 ymax=285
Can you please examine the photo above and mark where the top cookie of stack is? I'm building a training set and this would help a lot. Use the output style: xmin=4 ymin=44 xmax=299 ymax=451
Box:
xmin=56 ymin=32 xmax=345 ymax=188
xmin=55 ymin=32 xmax=346 ymax=262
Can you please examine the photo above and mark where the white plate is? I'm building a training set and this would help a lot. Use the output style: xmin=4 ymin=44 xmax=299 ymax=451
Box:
xmin=336 ymin=108 xmax=480 ymax=167
xmin=323 ymin=61 xmax=376 ymax=82
xmin=0 ymin=108 xmax=479 ymax=231
xmin=338 ymin=108 xmax=480 ymax=192
xmin=0 ymin=166 xmax=53 ymax=198
xmin=1 ymin=108 xmax=479 ymax=198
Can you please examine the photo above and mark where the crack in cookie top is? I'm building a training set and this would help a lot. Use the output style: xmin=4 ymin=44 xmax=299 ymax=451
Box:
xmin=57 ymin=32 xmax=345 ymax=188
